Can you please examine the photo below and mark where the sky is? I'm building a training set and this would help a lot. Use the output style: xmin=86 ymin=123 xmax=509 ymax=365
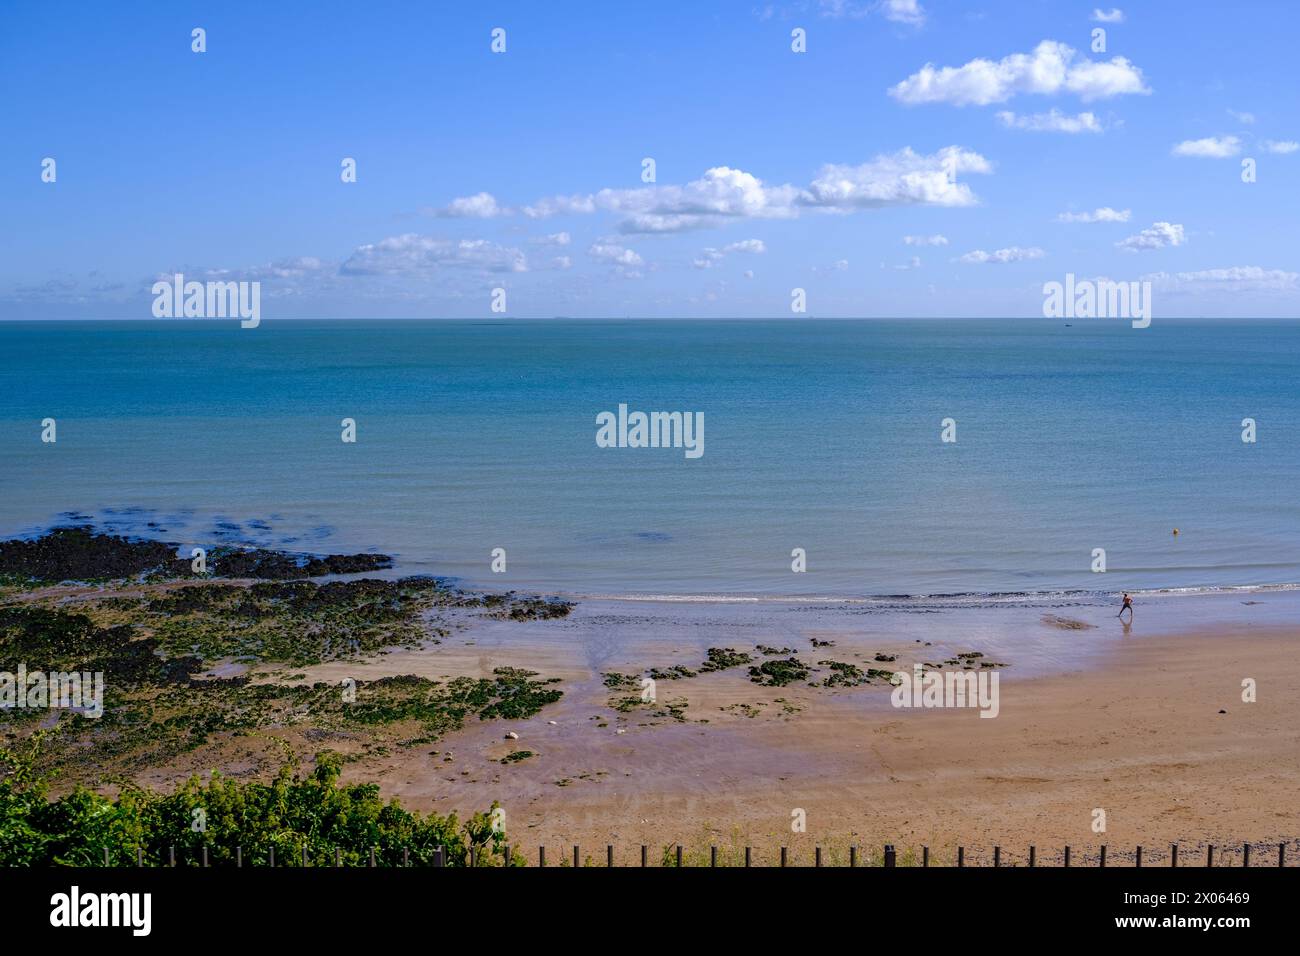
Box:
xmin=2 ymin=0 xmax=1298 ymax=319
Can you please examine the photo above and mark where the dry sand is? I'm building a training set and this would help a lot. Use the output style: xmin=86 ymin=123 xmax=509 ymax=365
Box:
xmin=294 ymin=596 xmax=1300 ymax=865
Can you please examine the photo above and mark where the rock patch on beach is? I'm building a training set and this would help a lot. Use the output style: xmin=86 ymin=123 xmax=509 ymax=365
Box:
xmin=0 ymin=527 xmax=572 ymax=787
xmin=0 ymin=525 xmax=393 ymax=584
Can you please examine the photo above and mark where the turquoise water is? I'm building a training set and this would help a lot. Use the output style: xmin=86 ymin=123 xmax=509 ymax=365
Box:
xmin=1 ymin=319 xmax=1298 ymax=599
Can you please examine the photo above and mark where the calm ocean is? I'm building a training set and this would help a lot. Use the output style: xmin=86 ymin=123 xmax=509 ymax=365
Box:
xmin=2 ymin=319 xmax=1297 ymax=600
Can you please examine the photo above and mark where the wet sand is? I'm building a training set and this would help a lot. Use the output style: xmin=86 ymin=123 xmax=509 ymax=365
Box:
xmin=284 ymin=591 xmax=1300 ymax=862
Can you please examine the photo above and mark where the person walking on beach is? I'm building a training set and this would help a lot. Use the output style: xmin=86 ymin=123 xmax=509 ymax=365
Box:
xmin=1118 ymin=592 xmax=1133 ymax=620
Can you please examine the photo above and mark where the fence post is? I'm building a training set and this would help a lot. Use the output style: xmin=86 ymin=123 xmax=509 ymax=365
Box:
xmin=1028 ymin=846 xmax=1035 ymax=868
xmin=641 ymin=845 xmax=647 ymax=867
xmin=436 ymin=847 xmax=446 ymax=868
xmin=710 ymin=846 xmax=717 ymax=868
xmin=957 ymin=846 xmax=964 ymax=868
xmin=1135 ymin=846 xmax=1142 ymax=868
xmin=103 ymin=847 xmax=110 ymax=866
xmin=1207 ymin=845 xmax=1214 ymax=867
xmin=574 ymin=845 xmax=580 ymax=869
xmin=744 ymin=846 xmax=751 ymax=868
xmin=608 ymin=845 xmax=614 ymax=868
xmin=237 ymin=845 xmax=243 ymax=868
xmin=1242 ymin=843 xmax=1250 ymax=867
xmin=676 ymin=845 xmax=683 ymax=868
xmin=780 ymin=846 xmax=787 ymax=868
xmin=1099 ymin=845 xmax=1106 ymax=868
xmin=1280 ymin=843 xmax=1286 ymax=867
xmin=922 ymin=846 xmax=929 ymax=868
xmin=1064 ymin=846 xmax=1070 ymax=868
xmin=369 ymin=847 xmax=375 ymax=868
xmin=137 ymin=847 xmax=143 ymax=867
xmin=169 ymin=845 xmax=176 ymax=868
xmin=268 ymin=846 xmax=274 ymax=868
xmin=884 ymin=845 xmax=896 ymax=868
xmin=1171 ymin=843 xmax=1177 ymax=867
xmin=815 ymin=847 xmax=822 ymax=868
xmin=993 ymin=846 xmax=1000 ymax=868
xmin=539 ymin=846 xmax=546 ymax=868
xmin=471 ymin=845 xmax=477 ymax=868
xmin=850 ymin=846 xmax=857 ymax=868
xmin=203 ymin=846 xmax=209 ymax=868
xmin=302 ymin=844 xmax=308 ymax=868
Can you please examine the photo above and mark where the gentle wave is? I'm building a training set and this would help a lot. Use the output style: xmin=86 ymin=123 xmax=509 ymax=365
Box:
xmin=571 ymin=582 xmax=1300 ymax=606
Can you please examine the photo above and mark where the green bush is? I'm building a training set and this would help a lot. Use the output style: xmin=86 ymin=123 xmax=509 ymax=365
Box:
xmin=0 ymin=734 xmax=515 ymax=867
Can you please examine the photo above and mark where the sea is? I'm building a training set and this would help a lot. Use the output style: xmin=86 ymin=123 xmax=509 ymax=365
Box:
xmin=2 ymin=318 xmax=1298 ymax=603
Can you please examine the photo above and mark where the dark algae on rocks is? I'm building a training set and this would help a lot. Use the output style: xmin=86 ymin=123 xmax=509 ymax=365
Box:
xmin=0 ymin=526 xmax=570 ymax=790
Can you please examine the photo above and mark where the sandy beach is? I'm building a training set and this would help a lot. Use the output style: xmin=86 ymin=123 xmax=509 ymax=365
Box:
xmin=250 ymin=591 xmax=1300 ymax=864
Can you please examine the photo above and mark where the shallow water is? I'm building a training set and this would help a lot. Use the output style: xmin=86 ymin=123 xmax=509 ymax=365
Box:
xmin=3 ymin=318 xmax=1298 ymax=599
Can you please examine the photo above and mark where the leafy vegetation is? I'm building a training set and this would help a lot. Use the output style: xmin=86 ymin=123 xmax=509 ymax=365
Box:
xmin=0 ymin=737 xmax=516 ymax=867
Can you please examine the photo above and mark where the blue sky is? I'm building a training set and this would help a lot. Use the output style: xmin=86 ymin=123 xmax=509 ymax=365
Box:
xmin=2 ymin=0 xmax=1298 ymax=318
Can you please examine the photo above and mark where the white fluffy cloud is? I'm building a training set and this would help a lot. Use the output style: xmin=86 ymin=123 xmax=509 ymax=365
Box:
xmin=341 ymin=235 xmax=527 ymax=275
xmin=501 ymin=147 xmax=992 ymax=233
xmin=1263 ymin=140 xmax=1299 ymax=154
xmin=522 ymin=166 xmax=799 ymax=233
xmin=1056 ymin=207 xmax=1130 ymax=223
xmin=996 ymin=109 xmax=1103 ymax=133
xmin=888 ymin=40 xmax=1149 ymax=106
xmin=520 ymin=194 xmax=597 ymax=218
xmin=957 ymin=246 xmax=1045 ymax=264
xmin=903 ymin=234 xmax=948 ymax=246
xmin=1171 ymin=136 xmax=1242 ymax=158
xmin=1116 ymin=221 xmax=1185 ymax=251
xmin=588 ymin=241 xmax=643 ymax=267
xmin=1090 ymin=8 xmax=1125 ymax=23
xmin=429 ymin=192 xmax=509 ymax=218
xmin=803 ymin=147 xmax=990 ymax=210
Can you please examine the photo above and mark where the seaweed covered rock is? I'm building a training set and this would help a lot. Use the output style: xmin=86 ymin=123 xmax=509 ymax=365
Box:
xmin=0 ymin=526 xmax=185 ymax=583
xmin=0 ymin=526 xmax=393 ymax=584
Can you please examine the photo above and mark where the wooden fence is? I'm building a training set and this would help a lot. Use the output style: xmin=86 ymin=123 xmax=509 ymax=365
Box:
xmin=96 ymin=840 xmax=1292 ymax=867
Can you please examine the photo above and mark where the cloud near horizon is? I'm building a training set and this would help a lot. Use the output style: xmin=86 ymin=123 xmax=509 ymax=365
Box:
xmin=958 ymin=246 xmax=1046 ymax=264
xmin=435 ymin=147 xmax=992 ymax=235
xmin=340 ymin=236 xmax=528 ymax=276
xmin=1143 ymin=266 xmax=1299 ymax=293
